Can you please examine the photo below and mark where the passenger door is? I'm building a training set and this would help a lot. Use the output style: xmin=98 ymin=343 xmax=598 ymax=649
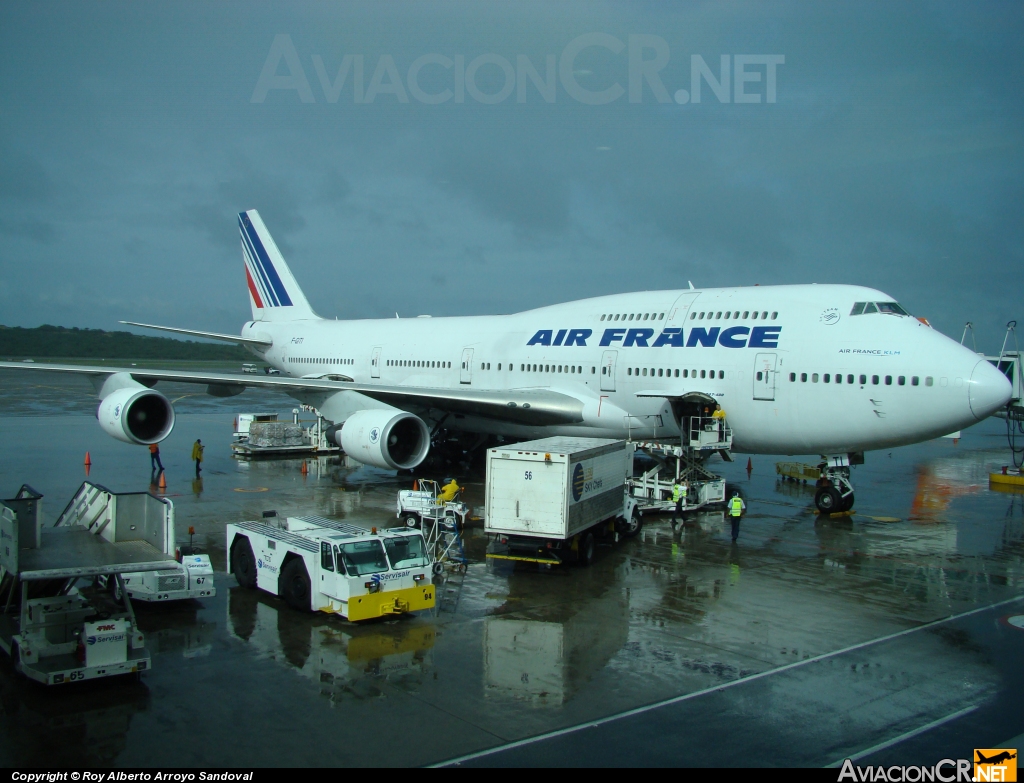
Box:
xmin=667 ymin=292 xmax=700 ymax=323
xmin=460 ymin=348 xmax=474 ymax=384
xmin=370 ymin=346 xmax=382 ymax=379
xmin=753 ymin=353 xmax=777 ymax=401
xmin=601 ymin=350 xmax=617 ymax=392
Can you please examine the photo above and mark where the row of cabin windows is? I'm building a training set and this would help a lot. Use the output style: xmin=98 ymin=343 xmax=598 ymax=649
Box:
xmin=289 ymin=357 xmax=354 ymax=365
xmin=388 ymin=359 xmax=452 ymax=368
xmin=521 ymin=363 xmax=590 ymax=374
xmin=691 ymin=310 xmax=777 ymax=321
xmin=601 ymin=312 xmax=665 ymax=322
xmin=471 ymin=362 xmax=596 ymax=374
xmin=628 ymin=367 xmax=725 ymax=379
xmin=788 ymin=372 xmax=934 ymax=387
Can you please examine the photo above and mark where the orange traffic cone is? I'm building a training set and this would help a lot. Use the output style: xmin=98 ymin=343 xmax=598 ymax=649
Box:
xmin=158 ymin=472 xmax=167 ymax=490
xmin=746 ymin=458 xmax=752 ymax=474
xmin=413 ymin=479 xmax=418 ymax=491
xmin=84 ymin=451 xmax=91 ymax=466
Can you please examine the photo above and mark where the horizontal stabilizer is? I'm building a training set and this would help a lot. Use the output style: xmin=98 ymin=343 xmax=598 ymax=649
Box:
xmin=119 ymin=321 xmax=272 ymax=348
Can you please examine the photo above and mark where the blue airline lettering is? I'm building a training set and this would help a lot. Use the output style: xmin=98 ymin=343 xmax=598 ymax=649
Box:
xmin=530 ymin=326 xmax=781 ymax=348
xmin=749 ymin=326 xmax=781 ymax=348
xmin=686 ymin=327 xmax=720 ymax=348
xmin=623 ymin=328 xmax=654 ymax=347
xmin=600 ymin=328 xmax=627 ymax=346
xmin=527 ymin=330 xmax=553 ymax=346
xmin=652 ymin=328 xmax=684 ymax=347
xmin=718 ymin=326 xmax=750 ymax=348
xmin=564 ymin=328 xmax=591 ymax=346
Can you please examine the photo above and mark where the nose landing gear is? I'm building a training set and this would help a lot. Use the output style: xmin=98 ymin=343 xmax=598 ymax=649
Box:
xmin=814 ymin=455 xmax=855 ymax=514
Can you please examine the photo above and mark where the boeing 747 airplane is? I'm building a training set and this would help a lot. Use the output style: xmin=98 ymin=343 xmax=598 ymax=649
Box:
xmin=2 ymin=210 xmax=1012 ymax=512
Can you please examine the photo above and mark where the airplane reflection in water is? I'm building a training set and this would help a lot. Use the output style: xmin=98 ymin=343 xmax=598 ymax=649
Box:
xmin=227 ymin=587 xmax=435 ymax=703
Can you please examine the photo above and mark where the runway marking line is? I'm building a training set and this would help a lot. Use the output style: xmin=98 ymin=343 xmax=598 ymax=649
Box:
xmin=433 ymin=595 xmax=1024 ymax=768
xmin=826 ymin=704 xmax=979 ymax=767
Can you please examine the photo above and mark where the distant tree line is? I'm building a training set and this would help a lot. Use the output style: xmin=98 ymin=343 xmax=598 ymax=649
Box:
xmin=0 ymin=324 xmax=250 ymax=360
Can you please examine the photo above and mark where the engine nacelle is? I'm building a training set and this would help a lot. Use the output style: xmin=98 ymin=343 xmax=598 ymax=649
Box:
xmin=97 ymin=387 xmax=175 ymax=445
xmin=338 ymin=409 xmax=430 ymax=471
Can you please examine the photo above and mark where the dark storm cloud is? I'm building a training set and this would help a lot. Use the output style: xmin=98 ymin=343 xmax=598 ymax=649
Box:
xmin=0 ymin=0 xmax=1020 ymax=347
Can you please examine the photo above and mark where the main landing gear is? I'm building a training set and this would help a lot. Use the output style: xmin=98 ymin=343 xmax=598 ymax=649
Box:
xmin=814 ymin=454 xmax=855 ymax=514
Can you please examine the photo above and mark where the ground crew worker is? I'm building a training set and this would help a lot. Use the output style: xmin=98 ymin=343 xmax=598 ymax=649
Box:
xmin=149 ymin=442 xmax=164 ymax=472
xmin=671 ymin=480 xmax=687 ymax=524
xmin=728 ymin=491 xmax=746 ymax=542
xmin=191 ymin=439 xmax=204 ymax=477
xmin=439 ymin=477 xmax=460 ymax=503
xmin=712 ymin=406 xmax=726 ymax=439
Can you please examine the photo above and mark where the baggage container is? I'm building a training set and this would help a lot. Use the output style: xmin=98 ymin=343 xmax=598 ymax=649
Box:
xmin=484 ymin=437 xmax=639 ymax=566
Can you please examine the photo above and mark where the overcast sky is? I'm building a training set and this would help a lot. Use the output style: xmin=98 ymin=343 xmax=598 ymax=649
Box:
xmin=1 ymin=1 xmax=1021 ymax=349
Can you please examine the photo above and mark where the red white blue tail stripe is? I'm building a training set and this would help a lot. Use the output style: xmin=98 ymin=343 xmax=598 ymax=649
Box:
xmin=239 ymin=211 xmax=292 ymax=308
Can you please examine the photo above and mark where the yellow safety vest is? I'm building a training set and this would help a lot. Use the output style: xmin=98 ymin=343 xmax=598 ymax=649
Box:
xmin=729 ymin=497 xmax=743 ymax=516
xmin=672 ymin=484 xmax=682 ymax=502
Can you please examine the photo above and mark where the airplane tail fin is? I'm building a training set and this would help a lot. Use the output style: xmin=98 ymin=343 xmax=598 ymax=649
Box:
xmin=238 ymin=209 xmax=319 ymax=322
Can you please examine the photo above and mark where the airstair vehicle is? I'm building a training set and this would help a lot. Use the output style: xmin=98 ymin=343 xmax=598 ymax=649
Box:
xmin=54 ymin=482 xmax=215 ymax=602
xmin=962 ymin=320 xmax=1023 ymax=469
xmin=0 ymin=486 xmax=159 ymax=685
xmin=397 ymin=480 xmax=469 ymax=612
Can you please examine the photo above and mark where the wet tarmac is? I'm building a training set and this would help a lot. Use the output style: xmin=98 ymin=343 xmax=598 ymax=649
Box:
xmin=0 ymin=367 xmax=1022 ymax=767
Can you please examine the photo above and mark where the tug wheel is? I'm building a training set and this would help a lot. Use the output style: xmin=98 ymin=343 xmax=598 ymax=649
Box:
xmin=231 ymin=537 xmax=258 ymax=589
xmin=578 ymin=531 xmax=596 ymax=567
xmin=280 ymin=558 xmax=312 ymax=612
xmin=814 ymin=487 xmax=841 ymax=514
xmin=404 ymin=514 xmax=420 ymax=529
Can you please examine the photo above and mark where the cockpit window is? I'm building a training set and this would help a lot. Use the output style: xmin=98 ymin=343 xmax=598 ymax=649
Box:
xmin=384 ymin=535 xmax=431 ymax=569
xmin=850 ymin=302 xmax=866 ymax=316
xmin=336 ymin=540 xmax=389 ymax=576
xmin=863 ymin=302 xmax=878 ymax=314
xmin=876 ymin=302 xmax=909 ymax=316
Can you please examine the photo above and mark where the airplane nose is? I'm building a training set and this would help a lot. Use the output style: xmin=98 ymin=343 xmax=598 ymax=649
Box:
xmin=969 ymin=359 xmax=1012 ymax=420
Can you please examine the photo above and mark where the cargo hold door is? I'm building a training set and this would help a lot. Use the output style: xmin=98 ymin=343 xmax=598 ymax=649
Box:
xmin=489 ymin=458 xmax=566 ymax=536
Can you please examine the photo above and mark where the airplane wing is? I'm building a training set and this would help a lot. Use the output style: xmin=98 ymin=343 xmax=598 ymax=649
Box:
xmin=0 ymin=361 xmax=584 ymax=426
xmin=118 ymin=321 xmax=273 ymax=348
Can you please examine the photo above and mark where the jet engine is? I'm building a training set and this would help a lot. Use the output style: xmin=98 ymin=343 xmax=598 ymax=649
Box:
xmin=338 ymin=409 xmax=430 ymax=470
xmin=97 ymin=387 xmax=175 ymax=445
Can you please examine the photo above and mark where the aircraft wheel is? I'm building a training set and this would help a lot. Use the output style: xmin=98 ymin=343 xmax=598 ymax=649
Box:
xmin=231 ymin=537 xmax=258 ymax=589
xmin=622 ymin=507 xmax=644 ymax=538
xmin=814 ymin=487 xmax=841 ymax=514
xmin=841 ymin=493 xmax=855 ymax=512
xmin=578 ymin=531 xmax=596 ymax=567
xmin=280 ymin=558 xmax=312 ymax=612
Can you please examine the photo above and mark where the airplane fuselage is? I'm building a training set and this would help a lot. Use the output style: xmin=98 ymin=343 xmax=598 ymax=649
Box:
xmin=245 ymin=283 xmax=1006 ymax=456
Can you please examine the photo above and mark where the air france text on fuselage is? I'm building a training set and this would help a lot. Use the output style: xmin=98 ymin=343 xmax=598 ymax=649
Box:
xmin=526 ymin=326 xmax=782 ymax=349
